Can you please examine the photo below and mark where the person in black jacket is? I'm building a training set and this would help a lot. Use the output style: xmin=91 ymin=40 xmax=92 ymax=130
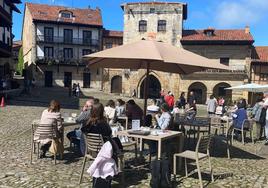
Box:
xmin=81 ymin=103 xmax=112 ymax=141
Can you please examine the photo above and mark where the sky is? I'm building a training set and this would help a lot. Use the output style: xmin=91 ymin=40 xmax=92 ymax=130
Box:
xmin=13 ymin=0 xmax=268 ymax=46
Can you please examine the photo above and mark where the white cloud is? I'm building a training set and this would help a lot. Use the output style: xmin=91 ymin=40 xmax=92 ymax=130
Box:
xmin=214 ymin=0 xmax=268 ymax=28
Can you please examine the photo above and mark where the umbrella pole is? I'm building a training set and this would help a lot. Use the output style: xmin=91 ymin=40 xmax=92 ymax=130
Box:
xmin=143 ymin=62 xmax=150 ymax=120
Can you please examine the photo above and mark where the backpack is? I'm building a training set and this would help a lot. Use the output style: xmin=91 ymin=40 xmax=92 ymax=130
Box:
xmin=150 ymin=159 xmax=172 ymax=188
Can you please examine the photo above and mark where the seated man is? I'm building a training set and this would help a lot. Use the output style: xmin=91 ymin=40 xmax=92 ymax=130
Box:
xmin=233 ymin=102 xmax=248 ymax=140
xmin=67 ymin=97 xmax=94 ymax=150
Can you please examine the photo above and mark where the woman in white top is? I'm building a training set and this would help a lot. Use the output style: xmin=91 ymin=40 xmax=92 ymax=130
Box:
xmin=115 ymin=99 xmax=126 ymax=117
xmin=35 ymin=100 xmax=62 ymax=158
xmin=104 ymin=100 xmax=116 ymax=125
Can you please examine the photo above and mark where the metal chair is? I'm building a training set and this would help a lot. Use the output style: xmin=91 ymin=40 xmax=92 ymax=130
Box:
xmin=232 ymin=119 xmax=254 ymax=144
xmin=30 ymin=122 xmax=57 ymax=164
xmin=210 ymin=116 xmax=223 ymax=135
xmin=173 ymin=134 xmax=214 ymax=188
xmin=79 ymin=133 xmax=104 ymax=184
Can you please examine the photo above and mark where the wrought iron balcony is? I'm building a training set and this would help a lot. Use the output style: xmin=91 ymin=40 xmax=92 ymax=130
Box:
xmin=36 ymin=56 xmax=86 ymax=66
xmin=36 ymin=35 xmax=100 ymax=48
xmin=197 ymin=69 xmax=246 ymax=74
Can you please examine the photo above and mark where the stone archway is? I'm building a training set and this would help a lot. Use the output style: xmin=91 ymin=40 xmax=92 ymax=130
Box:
xmin=140 ymin=74 xmax=161 ymax=99
xmin=213 ymin=82 xmax=232 ymax=102
xmin=188 ymin=82 xmax=207 ymax=104
xmin=111 ymin=75 xmax=122 ymax=93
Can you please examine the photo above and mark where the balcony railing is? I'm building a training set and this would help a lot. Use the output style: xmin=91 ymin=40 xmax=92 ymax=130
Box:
xmin=197 ymin=69 xmax=246 ymax=74
xmin=36 ymin=56 xmax=86 ymax=66
xmin=36 ymin=35 xmax=100 ymax=47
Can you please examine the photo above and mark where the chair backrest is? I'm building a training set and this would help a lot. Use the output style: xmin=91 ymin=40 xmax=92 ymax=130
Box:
xmin=242 ymin=119 xmax=254 ymax=130
xmin=34 ymin=123 xmax=56 ymax=139
xmin=210 ymin=117 xmax=221 ymax=126
xmin=84 ymin=133 xmax=104 ymax=158
xmin=195 ymin=134 xmax=212 ymax=154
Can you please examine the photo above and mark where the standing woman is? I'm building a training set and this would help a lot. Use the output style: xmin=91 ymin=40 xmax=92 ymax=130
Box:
xmin=34 ymin=100 xmax=62 ymax=158
xmin=179 ymin=92 xmax=186 ymax=109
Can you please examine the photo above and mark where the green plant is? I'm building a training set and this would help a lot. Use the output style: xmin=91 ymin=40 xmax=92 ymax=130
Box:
xmin=16 ymin=47 xmax=24 ymax=75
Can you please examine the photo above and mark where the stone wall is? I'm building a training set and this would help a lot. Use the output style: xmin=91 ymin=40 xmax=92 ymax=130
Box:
xmin=34 ymin=64 xmax=102 ymax=89
xmin=122 ymin=3 xmax=184 ymax=46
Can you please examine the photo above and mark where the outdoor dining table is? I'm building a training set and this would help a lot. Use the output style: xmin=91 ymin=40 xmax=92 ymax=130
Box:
xmin=116 ymin=129 xmax=184 ymax=160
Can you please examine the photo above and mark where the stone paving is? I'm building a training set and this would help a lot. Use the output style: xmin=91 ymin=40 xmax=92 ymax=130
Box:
xmin=0 ymin=87 xmax=268 ymax=187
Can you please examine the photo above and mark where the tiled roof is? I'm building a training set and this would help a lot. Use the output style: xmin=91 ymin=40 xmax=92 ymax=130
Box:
xmin=12 ymin=40 xmax=22 ymax=49
xmin=103 ymin=30 xmax=123 ymax=38
xmin=123 ymin=2 xmax=185 ymax=5
xmin=252 ymin=46 xmax=268 ymax=62
xmin=26 ymin=3 xmax=103 ymax=26
xmin=181 ymin=29 xmax=254 ymax=44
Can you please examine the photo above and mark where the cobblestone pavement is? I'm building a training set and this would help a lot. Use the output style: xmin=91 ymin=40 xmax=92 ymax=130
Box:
xmin=0 ymin=87 xmax=268 ymax=187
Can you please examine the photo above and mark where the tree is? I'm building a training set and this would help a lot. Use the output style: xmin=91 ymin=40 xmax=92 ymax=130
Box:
xmin=16 ymin=47 xmax=24 ymax=75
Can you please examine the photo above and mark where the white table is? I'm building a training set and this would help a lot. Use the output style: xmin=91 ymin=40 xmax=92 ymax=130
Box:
xmin=116 ymin=130 xmax=183 ymax=159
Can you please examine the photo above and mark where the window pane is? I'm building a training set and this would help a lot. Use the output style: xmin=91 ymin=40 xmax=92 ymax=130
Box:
xmin=83 ymin=31 xmax=92 ymax=45
xmin=44 ymin=27 xmax=53 ymax=42
xmin=220 ymin=58 xmax=230 ymax=66
xmin=158 ymin=20 xmax=166 ymax=32
xmin=139 ymin=20 xmax=147 ymax=32
xmin=64 ymin=29 xmax=73 ymax=44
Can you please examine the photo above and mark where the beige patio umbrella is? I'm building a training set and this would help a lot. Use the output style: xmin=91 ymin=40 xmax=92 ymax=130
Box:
xmin=83 ymin=40 xmax=229 ymax=117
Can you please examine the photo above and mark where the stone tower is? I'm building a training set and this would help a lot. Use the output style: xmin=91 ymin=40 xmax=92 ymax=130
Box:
xmin=122 ymin=2 xmax=187 ymax=46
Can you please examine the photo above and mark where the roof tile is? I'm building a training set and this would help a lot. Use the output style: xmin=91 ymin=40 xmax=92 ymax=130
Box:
xmin=103 ymin=30 xmax=123 ymax=38
xmin=252 ymin=46 xmax=268 ymax=62
xmin=26 ymin=3 xmax=102 ymax=26
xmin=181 ymin=29 xmax=254 ymax=42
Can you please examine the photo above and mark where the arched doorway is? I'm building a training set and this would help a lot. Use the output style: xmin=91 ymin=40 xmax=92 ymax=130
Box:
xmin=188 ymin=82 xmax=207 ymax=104
xmin=140 ymin=75 xmax=161 ymax=99
xmin=111 ymin=75 xmax=122 ymax=93
xmin=213 ymin=82 xmax=232 ymax=102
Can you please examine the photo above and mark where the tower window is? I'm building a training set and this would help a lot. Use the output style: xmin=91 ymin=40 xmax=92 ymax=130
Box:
xmin=150 ymin=8 xmax=155 ymax=13
xmin=157 ymin=20 xmax=166 ymax=32
xmin=139 ymin=20 xmax=147 ymax=32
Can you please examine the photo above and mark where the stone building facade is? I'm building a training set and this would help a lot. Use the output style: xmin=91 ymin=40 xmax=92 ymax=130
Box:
xmin=103 ymin=2 xmax=254 ymax=104
xmin=0 ymin=0 xmax=20 ymax=79
xmin=22 ymin=3 xmax=104 ymax=88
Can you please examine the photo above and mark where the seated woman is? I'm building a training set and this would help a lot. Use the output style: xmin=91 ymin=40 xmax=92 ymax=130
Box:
xmin=233 ymin=102 xmax=248 ymax=130
xmin=185 ymin=102 xmax=197 ymax=120
xmin=115 ymin=99 xmax=126 ymax=117
xmin=81 ymin=103 xmax=114 ymax=155
xmin=34 ymin=100 xmax=62 ymax=158
xmin=155 ymin=103 xmax=172 ymax=130
xmin=104 ymin=100 xmax=116 ymax=125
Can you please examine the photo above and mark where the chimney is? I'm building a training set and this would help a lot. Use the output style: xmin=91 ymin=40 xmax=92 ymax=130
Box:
xmin=245 ymin=26 xmax=250 ymax=34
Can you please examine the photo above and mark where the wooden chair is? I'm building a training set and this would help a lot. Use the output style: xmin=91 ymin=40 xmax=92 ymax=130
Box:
xmin=79 ymin=133 xmax=104 ymax=184
xmin=79 ymin=133 xmax=125 ymax=184
xmin=232 ymin=119 xmax=254 ymax=144
xmin=173 ymin=134 xmax=214 ymax=188
xmin=30 ymin=122 xmax=57 ymax=164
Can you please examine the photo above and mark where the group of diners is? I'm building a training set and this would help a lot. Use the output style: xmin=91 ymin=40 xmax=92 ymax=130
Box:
xmin=34 ymin=92 xmax=194 ymax=158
